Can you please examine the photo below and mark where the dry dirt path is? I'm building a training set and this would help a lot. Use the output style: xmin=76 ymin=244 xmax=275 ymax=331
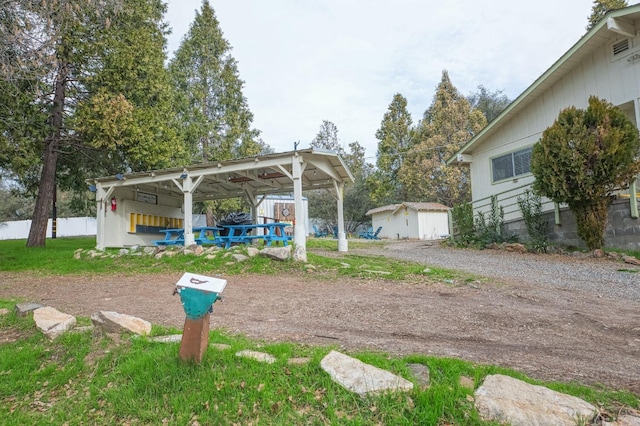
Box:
xmin=0 ymin=241 xmax=638 ymax=393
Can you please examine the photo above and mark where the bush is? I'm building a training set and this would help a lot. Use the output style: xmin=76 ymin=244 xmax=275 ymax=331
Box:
xmin=517 ymin=190 xmax=548 ymax=253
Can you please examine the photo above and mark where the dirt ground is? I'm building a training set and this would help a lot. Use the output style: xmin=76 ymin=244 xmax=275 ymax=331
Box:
xmin=1 ymin=244 xmax=639 ymax=394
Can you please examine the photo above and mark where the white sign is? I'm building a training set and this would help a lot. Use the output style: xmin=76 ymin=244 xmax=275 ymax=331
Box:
xmin=176 ymin=272 xmax=227 ymax=294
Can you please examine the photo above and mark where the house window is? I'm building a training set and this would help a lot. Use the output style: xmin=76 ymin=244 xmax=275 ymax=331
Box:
xmin=492 ymin=147 xmax=532 ymax=182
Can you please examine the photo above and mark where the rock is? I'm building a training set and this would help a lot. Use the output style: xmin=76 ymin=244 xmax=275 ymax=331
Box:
xmin=33 ymin=307 xmax=77 ymax=339
xmin=151 ymin=334 xmax=182 ymax=343
xmin=15 ymin=302 xmax=45 ymax=317
xmin=0 ymin=308 xmax=9 ymax=316
xmin=232 ymin=253 xmax=249 ymax=262
xmin=486 ymin=243 xmax=501 ymax=250
xmin=129 ymin=245 xmax=140 ymax=252
xmin=505 ymin=243 xmax=528 ymax=253
xmin=246 ymin=247 xmax=260 ymax=257
xmin=603 ymin=414 xmax=640 ymax=426
xmin=205 ymin=254 xmax=217 ymax=260
xmin=193 ymin=245 xmax=205 ymax=256
xmin=73 ymin=251 xmax=81 ymax=259
xmin=474 ymin=374 xmax=596 ymax=426
xmin=407 ymin=363 xmax=430 ymax=388
xmin=607 ymin=251 xmax=621 ymax=260
xmin=340 ymin=262 xmax=351 ymax=268
xmin=260 ymin=246 xmax=291 ymax=261
xmin=236 ymin=350 xmax=276 ymax=364
xmin=623 ymin=256 xmax=640 ymax=266
xmin=320 ymin=350 xmax=413 ymax=397
xmin=118 ymin=249 xmax=129 ymax=256
xmin=143 ymin=247 xmax=156 ymax=255
xmin=91 ymin=311 xmax=151 ymax=336
xmin=593 ymin=249 xmax=605 ymax=258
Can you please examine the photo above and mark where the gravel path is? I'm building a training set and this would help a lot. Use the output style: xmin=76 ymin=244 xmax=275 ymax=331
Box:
xmin=353 ymin=240 xmax=640 ymax=301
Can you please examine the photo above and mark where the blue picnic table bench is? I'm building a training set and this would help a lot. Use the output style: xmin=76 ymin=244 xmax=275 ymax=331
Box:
xmin=153 ymin=223 xmax=291 ymax=249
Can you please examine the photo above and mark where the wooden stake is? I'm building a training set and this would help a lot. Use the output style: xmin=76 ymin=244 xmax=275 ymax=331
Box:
xmin=179 ymin=312 xmax=210 ymax=363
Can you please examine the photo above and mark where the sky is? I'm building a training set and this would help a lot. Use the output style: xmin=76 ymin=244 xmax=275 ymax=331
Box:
xmin=164 ymin=0 xmax=629 ymax=160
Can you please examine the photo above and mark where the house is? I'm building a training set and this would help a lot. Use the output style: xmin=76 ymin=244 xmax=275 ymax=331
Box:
xmin=449 ymin=5 xmax=640 ymax=250
xmin=366 ymin=202 xmax=450 ymax=240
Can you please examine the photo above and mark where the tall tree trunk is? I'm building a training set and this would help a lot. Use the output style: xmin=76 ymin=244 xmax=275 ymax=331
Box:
xmin=26 ymin=63 xmax=68 ymax=247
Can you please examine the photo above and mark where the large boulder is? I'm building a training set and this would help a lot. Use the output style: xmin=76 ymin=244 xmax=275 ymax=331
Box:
xmin=320 ymin=350 xmax=413 ymax=397
xmin=91 ymin=311 xmax=151 ymax=336
xmin=33 ymin=307 xmax=76 ymax=339
xmin=475 ymin=374 xmax=597 ymax=426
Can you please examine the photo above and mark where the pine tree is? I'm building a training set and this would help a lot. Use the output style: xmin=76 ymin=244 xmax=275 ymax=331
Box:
xmin=168 ymin=0 xmax=262 ymax=163
xmin=370 ymin=93 xmax=413 ymax=204
xmin=587 ymin=0 xmax=628 ymax=30
xmin=310 ymin=120 xmax=344 ymax=155
xmin=400 ymin=70 xmax=486 ymax=206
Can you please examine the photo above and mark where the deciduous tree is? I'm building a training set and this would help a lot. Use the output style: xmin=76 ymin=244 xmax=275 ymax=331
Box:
xmin=531 ymin=96 xmax=640 ymax=250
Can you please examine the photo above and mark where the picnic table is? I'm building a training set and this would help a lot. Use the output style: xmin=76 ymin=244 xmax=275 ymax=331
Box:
xmin=221 ymin=222 xmax=291 ymax=249
xmin=153 ymin=223 xmax=291 ymax=248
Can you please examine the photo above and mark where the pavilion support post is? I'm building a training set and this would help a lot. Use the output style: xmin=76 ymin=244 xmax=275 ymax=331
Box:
xmin=335 ymin=181 xmax=348 ymax=252
xmin=95 ymin=183 xmax=114 ymax=251
xmin=292 ymin=154 xmax=307 ymax=262
xmin=183 ymin=176 xmax=195 ymax=246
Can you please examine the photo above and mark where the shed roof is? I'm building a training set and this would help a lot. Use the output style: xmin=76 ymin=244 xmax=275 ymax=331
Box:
xmin=89 ymin=149 xmax=354 ymax=201
xmin=399 ymin=202 xmax=450 ymax=212
xmin=366 ymin=202 xmax=449 ymax=216
xmin=448 ymin=4 xmax=640 ymax=163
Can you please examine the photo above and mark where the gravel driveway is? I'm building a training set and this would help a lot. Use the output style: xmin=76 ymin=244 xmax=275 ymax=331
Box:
xmin=354 ymin=240 xmax=640 ymax=302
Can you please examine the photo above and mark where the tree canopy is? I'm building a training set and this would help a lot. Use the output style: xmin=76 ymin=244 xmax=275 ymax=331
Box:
xmin=399 ymin=71 xmax=486 ymax=206
xmin=586 ymin=0 xmax=628 ymax=30
xmin=1 ymin=0 xmax=187 ymax=246
xmin=369 ymin=93 xmax=413 ymax=205
xmin=168 ymin=0 xmax=263 ymax=163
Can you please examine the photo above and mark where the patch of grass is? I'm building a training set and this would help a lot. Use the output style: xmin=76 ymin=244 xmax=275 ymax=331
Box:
xmin=0 ymin=237 xmax=474 ymax=284
xmin=0 ymin=308 xmax=637 ymax=425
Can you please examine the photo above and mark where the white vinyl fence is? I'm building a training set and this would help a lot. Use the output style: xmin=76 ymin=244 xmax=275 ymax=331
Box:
xmin=0 ymin=217 xmax=97 ymax=240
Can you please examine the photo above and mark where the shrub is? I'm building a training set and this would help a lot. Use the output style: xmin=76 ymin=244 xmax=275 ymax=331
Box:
xmin=517 ymin=190 xmax=548 ymax=253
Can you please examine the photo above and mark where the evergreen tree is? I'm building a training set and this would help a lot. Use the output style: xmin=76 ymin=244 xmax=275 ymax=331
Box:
xmin=168 ymin=0 xmax=262 ymax=163
xmin=370 ymin=93 xmax=413 ymax=204
xmin=0 ymin=0 xmax=184 ymax=247
xmin=531 ymin=96 xmax=640 ymax=250
xmin=587 ymin=0 xmax=628 ymax=30
xmin=467 ymin=85 xmax=511 ymax=123
xmin=310 ymin=120 xmax=344 ymax=155
xmin=400 ymin=70 xmax=486 ymax=206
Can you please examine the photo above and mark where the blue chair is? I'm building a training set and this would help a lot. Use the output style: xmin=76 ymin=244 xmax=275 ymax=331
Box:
xmin=313 ymin=224 xmax=328 ymax=238
xmin=357 ymin=227 xmax=373 ymax=238
xmin=361 ymin=226 xmax=382 ymax=240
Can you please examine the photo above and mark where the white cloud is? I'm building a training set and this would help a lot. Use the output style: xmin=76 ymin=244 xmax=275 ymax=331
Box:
xmin=165 ymin=0 xmax=619 ymax=159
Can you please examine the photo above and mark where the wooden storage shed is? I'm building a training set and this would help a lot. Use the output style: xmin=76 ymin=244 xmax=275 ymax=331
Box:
xmin=366 ymin=202 xmax=450 ymax=240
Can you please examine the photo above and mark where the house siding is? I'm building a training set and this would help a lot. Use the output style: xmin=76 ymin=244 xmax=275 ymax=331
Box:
xmin=470 ymin=33 xmax=640 ymax=223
